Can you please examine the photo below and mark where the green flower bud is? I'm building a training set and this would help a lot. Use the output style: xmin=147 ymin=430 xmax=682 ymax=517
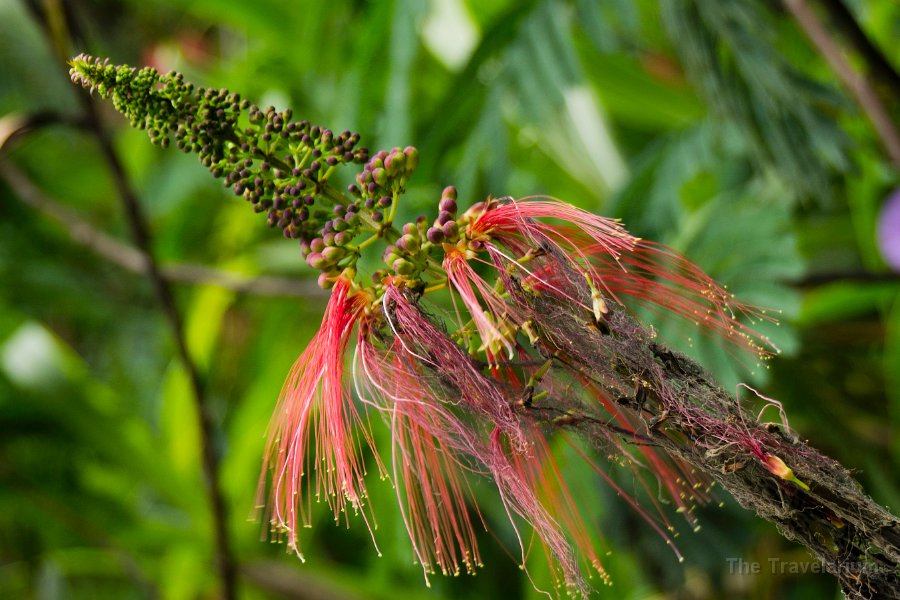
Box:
xmin=392 ymin=258 xmax=415 ymax=275
xmin=322 ymin=246 xmax=346 ymax=262
xmin=403 ymin=146 xmax=419 ymax=171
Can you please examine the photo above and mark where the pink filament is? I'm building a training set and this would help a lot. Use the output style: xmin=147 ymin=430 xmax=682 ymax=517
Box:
xmin=257 ymin=278 xmax=383 ymax=557
xmin=356 ymin=333 xmax=485 ymax=582
xmin=472 ymin=197 xmax=777 ymax=360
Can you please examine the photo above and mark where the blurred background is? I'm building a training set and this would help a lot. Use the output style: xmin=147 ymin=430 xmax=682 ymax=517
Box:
xmin=1 ymin=0 xmax=899 ymax=598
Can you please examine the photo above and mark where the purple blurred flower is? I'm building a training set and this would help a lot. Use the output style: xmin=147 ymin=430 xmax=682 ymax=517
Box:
xmin=878 ymin=187 xmax=900 ymax=271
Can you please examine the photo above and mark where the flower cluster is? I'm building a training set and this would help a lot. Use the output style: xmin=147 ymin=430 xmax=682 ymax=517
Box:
xmin=71 ymin=56 xmax=793 ymax=597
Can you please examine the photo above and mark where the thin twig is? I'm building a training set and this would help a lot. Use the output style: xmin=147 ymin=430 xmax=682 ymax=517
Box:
xmin=817 ymin=0 xmax=900 ymax=102
xmin=526 ymin=282 xmax=900 ymax=599
xmin=0 ymin=162 xmax=324 ymax=299
xmin=0 ymin=111 xmax=88 ymax=152
xmin=78 ymin=93 xmax=239 ymax=599
xmin=15 ymin=3 xmax=236 ymax=596
xmin=784 ymin=0 xmax=900 ymax=168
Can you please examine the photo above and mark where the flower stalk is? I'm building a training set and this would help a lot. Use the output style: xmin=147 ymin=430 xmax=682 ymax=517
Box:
xmin=70 ymin=56 xmax=900 ymax=599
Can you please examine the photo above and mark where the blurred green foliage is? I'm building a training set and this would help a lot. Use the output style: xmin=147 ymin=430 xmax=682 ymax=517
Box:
xmin=1 ymin=0 xmax=898 ymax=598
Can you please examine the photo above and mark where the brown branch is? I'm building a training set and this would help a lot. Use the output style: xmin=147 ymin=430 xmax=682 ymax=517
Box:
xmin=784 ymin=0 xmax=900 ymax=168
xmin=78 ymin=91 xmax=240 ymax=598
xmin=240 ymin=561 xmax=368 ymax=600
xmin=526 ymin=282 xmax=900 ymax=599
xmin=0 ymin=111 xmax=88 ymax=152
xmin=23 ymin=1 xmax=241 ymax=588
xmin=817 ymin=0 xmax=900 ymax=101
xmin=0 ymin=162 xmax=324 ymax=299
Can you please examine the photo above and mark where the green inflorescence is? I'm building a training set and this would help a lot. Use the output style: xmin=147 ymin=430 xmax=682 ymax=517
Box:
xmin=69 ymin=54 xmax=453 ymax=290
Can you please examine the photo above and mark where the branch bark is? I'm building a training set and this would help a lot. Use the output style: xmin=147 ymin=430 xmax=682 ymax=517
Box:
xmin=525 ymin=278 xmax=900 ymax=599
xmin=784 ymin=0 xmax=900 ymax=168
xmin=77 ymin=92 xmax=239 ymax=600
xmin=817 ymin=0 xmax=900 ymax=102
xmin=0 ymin=162 xmax=323 ymax=299
xmin=17 ymin=4 xmax=240 ymax=593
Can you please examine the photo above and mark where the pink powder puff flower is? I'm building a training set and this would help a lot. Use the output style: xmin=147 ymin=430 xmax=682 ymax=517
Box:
xmin=257 ymin=277 xmax=384 ymax=559
xmin=443 ymin=246 xmax=522 ymax=359
xmin=468 ymin=196 xmax=778 ymax=360
xmin=355 ymin=329 xmax=485 ymax=583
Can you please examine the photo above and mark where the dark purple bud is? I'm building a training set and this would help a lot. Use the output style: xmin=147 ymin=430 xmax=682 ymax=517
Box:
xmin=441 ymin=221 xmax=458 ymax=238
xmin=439 ymin=198 xmax=457 ymax=214
xmin=378 ymin=196 xmax=392 ymax=208
xmin=333 ymin=204 xmax=347 ymax=217
xmin=372 ymin=211 xmax=384 ymax=222
xmin=437 ymin=211 xmax=453 ymax=225
xmin=426 ymin=227 xmax=445 ymax=244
